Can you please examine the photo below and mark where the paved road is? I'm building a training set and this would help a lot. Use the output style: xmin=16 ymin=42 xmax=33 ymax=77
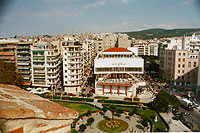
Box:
xmin=179 ymin=107 xmax=200 ymax=124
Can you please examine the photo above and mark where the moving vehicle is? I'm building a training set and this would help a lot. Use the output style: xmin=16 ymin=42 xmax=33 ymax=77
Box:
xmin=181 ymin=98 xmax=194 ymax=111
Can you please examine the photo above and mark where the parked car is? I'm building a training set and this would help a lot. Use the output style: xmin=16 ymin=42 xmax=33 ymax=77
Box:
xmin=196 ymin=106 xmax=200 ymax=112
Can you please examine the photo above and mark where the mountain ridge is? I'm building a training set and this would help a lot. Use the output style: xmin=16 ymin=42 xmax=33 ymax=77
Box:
xmin=119 ymin=28 xmax=200 ymax=39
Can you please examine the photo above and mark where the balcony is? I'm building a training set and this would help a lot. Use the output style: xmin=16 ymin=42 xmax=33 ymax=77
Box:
xmin=34 ymin=70 xmax=45 ymax=73
xmin=17 ymin=46 xmax=30 ymax=49
xmin=69 ymin=77 xmax=82 ymax=81
xmin=68 ymin=61 xmax=82 ymax=64
xmin=32 ymin=56 xmax=44 ymax=60
xmin=47 ymin=75 xmax=58 ymax=79
xmin=17 ymin=66 xmax=30 ymax=70
xmin=0 ymin=52 xmax=15 ymax=56
xmin=17 ymin=62 xmax=30 ymax=65
xmin=68 ymin=66 xmax=83 ymax=70
xmin=17 ymin=57 xmax=30 ymax=60
xmin=68 ymin=72 xmax=82 ymax=76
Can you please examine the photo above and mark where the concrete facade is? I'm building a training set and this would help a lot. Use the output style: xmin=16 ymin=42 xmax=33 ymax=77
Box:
xmin=62 ymin=38 xmax=84 ymax=93
xmin=164 ymin=50 xmax=199 ymax=88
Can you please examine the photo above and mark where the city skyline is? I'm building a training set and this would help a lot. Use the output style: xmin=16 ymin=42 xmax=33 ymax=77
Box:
xmin=0 ymin=0 xmax=200 ymax=37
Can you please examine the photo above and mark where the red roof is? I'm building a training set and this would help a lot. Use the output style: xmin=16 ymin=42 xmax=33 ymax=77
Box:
xmin=103 ymin=47 xmax=132 ymax=52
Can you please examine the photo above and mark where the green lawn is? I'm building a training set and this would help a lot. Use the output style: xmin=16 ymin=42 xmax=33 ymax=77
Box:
xmin=55 ymin=101 xmax=99 ymax=115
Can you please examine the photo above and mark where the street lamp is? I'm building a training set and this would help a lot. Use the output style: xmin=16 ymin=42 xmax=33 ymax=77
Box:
xmin=152 ymin=125 xmax=154 ymax=132
xmin=168 ymin=104 xmax=172 ymax=124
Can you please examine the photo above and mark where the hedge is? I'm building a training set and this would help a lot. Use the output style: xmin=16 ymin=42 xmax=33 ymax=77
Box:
xmin=153 ymin=108 xmax=169 ymax=132
xmin=38 ymin=94 xmax=94 ymax=102
xmin=97 ymin=99 xmax=148 ymax=106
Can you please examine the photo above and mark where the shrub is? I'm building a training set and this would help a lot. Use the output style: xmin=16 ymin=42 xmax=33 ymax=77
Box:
xmin=71 ymin=129 xmax=78 ymax=133
xmin=172 ymin=116 xmax=179 ymax=120
xmin=79 ymin=124 xmax=86 ymax=132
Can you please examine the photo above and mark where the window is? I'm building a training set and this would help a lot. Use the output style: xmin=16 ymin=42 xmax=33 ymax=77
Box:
xmin=182 ymin=76 xmax=184 ymax=80
xmin=182 ymin=64 xmax=185 ymax=68
xmin=187 ymin=73 xmax=190 ymax=79
xmin=178 ymin=70 xmax=180 ymax=73
xmin=183 ymin=53 xmax=185 ymax=56
xmin=65 ymin=81 xmax=67 ymax=84
xmin=193 ymin=72 xmax=196 ymax=78
xmin=194 ymin=62 xmax=196 ymax=67
xmin=178 ymin=58 xmax=181 ymax=61
xmin=65 ymin=70 xmax=67 ymax=72
xmin=179 ymin=53 xmax=181 ymax=56
xmin=178 ymin=64 xmax=180 ymax=68
xmin=183 ymin=58 xmax=185 ymax=62
xmin=188 ymin=62 xmax=191 ymax=67
xmin=182 ymin=70 xmax=184 ymax=73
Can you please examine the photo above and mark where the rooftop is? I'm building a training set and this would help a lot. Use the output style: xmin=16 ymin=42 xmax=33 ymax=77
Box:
xmin=103 ymin=47 xmax=132 ymax=52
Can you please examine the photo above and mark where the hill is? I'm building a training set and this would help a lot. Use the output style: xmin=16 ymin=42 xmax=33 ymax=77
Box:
xmin=120 ymin=28 xmax=200 ymax=39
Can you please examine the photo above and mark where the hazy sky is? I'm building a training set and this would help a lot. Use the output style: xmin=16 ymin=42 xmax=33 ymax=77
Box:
xmin=0 ymin=0 xmax=200 ymax=37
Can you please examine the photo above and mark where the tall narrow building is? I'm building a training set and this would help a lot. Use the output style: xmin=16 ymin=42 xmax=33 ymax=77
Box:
xmin=16 ymin=42 xmax=32 ymax=86
xmin=62 ymin=38 xmax=84 ymax=93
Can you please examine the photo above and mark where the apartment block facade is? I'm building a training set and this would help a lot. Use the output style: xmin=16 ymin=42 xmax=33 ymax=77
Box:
xmin=31 ymin=44 xmax=61 ymax=90
xmin=17 ymin=42 xmax=32 ymax=86
xmin=164 ymin=50 xmax=199 ymax=88
xmin=132 ymin=43 xmax=158 ymax=56
xmin=62 ymin=38 xmax=83 ymax=93
xmin=0 ymin=39 xmax=19 ymax=66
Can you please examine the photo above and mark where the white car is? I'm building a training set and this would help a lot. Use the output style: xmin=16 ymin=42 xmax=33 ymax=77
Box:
xmin=196 ymin=106 xmax=200 ymax=112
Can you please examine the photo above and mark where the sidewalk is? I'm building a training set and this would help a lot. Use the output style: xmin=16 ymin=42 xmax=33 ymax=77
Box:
xmin=160 ymin=113 xmax=192 ymax=132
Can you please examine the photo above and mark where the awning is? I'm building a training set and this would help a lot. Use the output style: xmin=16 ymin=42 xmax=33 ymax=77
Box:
xmin=33 ymin=51 xmax=44 ymax=54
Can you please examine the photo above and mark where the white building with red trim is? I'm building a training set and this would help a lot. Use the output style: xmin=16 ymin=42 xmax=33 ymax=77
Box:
xmin=94 ymin=47 xmax=145 ymax=97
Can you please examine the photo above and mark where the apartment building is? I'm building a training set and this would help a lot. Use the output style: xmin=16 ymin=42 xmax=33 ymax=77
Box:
xmin=0 ymin=39 xmax=19 ymax=67
xmin=31 ymin=44 xmax=61 ymax=90
xmin=62 ymin=38 xmax=83 ymax=93
xmin=163 ymin=33 xmax=200 ymax=90
xmin=164 ymin=50 xmax=199 ymax=88
xmin=117 ymin=33 xmax=131 ymax=48
xmin=17 ymin=42 xmax=32 ymax=86
xmin=132 ymin=43 xmax=158 ymax=56
xmin=94 ymin=47 xmax=145 ymax=97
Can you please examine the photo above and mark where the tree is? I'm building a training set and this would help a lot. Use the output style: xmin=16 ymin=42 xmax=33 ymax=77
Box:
xmin=0 ymin=61 xmax=23 ymax=87
xmin=86 ymin=110 xmax=92 ymax=116
xmin=132 ymin=108 xmax=137 ymax=114
xmin=152 ymin=90 xmax=181 ymax=112
xmin=128 ymin=112 xmax=134 ymax=119
xmin=102 ymin=106 xmax=108 ymax=114
xmin=108 ymin=105 xmax=117 ymax=120
xmin=141 ymin=117 xmax=148 ymax=128
xmin=79 ymin=124 xmax=86 ymax=132
xmin=87 ymin=117 xmax=95 ymax=128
